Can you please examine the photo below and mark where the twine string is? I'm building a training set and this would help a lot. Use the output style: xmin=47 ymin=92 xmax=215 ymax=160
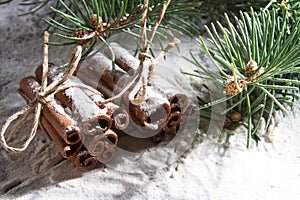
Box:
xmin=0 ymin=32 xmax=82 ymax=153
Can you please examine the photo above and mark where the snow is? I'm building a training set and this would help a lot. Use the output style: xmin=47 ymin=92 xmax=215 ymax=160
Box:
xmin=49 ymin=101 xmax=74 ymax=124
xmin=0 ymin=2 xmax=300 ymax=200
xmin=64 ymin=84 xmax=101 ymax=122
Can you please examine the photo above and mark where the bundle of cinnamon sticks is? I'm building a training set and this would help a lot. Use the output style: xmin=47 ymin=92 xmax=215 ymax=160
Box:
xmin=77 ymin=43 xmax=194 ymax=135
xmin=18 ymin=43 xmax=195 ymax=171
xmin=19 ymin=65 xmax=127 ymax=171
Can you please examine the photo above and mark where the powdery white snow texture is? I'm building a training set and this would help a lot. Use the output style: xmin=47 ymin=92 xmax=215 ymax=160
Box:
xmin=0 ymin=2 xmax=300 ymax=200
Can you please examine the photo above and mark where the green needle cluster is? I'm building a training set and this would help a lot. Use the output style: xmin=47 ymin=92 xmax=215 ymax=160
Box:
xmin=185 ymin=6 xmax=300 ymax=147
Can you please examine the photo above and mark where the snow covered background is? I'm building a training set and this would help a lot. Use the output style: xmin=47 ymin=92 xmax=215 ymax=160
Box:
xmin=1 ymin=2 xmax=300 ymax=200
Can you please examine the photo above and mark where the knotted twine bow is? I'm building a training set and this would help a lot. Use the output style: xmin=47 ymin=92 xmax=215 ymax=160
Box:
xmin=128 ymin=38 xmax=181 ymax=105
xmin=0 ymin=32 xmax=103 ymax=153
xmin=102 ymin=38 xmax=181 ymax=106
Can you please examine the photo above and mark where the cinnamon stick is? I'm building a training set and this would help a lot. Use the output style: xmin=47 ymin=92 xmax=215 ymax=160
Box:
xmin=128 ymin=86 xmax=171 ymax=130
xmin=35 ymin=66 xmax=114 ymax=135
xmin=168 ymin=94 xmax=188 ymax=112
xmin=104 ymin=42 xmax=139 ymax=73
xmin=107 ymin=102 xmax=129 ymax=131
xmin=35 ymin=64 xmax=73 ymax=109
xmin=153 ymin=112 xmax=187 ymax=143
xmin=75 ymin=67 xmax=113 ymax=98
xmin=153 ymin=102 xmax=192 ymax=142
xmin=78 ymin=51 xmax=126 ymax=90
xmin=163 ymin=111 xmax=182 ymax=133
xmin=40 ymin=116 xmax=82 ymax=158
xmin=65 ymin=85 xmax=113 ymax=135
xmin=86 ymin=92 xmax=129 ymax=131
xmin=84 ymin=129 xmax=118 ymax=163
xmin=69 ymin=149 xmax=98 ymax=171
xmin=77 ymin=59 xmax=131 ymax=98
xmin=19 ymin=76 xmax=81 ymax=144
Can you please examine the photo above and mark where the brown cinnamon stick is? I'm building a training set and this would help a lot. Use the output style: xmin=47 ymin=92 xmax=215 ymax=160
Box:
xmin=78 ymin=52 xmax=126 ymax=90
xmin=84 ymin=129 xmax=118 ymax=163
xmin=40 ymin=116 xmax=82 ymax=158
xmin=128 ymin=86 xmax=171 ymax=130
xmin=35 ymin=66 xmax=114 ymax=135
xmin=163 ymin=111 xmax=182 ymax=133
xmin=168 ymin=94 xmax=188 ymax=112
xmin=76 ymin=67 xmax=113 ymax=98
xmin=153 ymin=100 xmax=191 ymax=142
xmin=107 ymin=102 xmax=129 ymax=131
xmin=104 ymin=42 xmax=139 ymax=73
xmin=35 ymin=64 xmax=73 ymax=109
xmin=153 ymin=112 xmax=187 ymax=143
xmin=19 ymin=76 xmax=81 ymax=144
xmin=86 ymin=92 xmax=129 ymax=131
xmin=69 ymin=149 xmax=98 ymax=171
xmin=65 ymin=85 xmax=113 ymax=135
xmin=96 ymin=143 xmax=115 ymax=163
xmin=38 ymin=64 xmax=129 ymax=131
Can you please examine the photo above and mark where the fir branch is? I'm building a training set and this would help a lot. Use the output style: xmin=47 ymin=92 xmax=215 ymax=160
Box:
xmin=37 ymin=0 xmax=203 ymax=60
xmin=186 ymin=8 xmax=300 ymax=147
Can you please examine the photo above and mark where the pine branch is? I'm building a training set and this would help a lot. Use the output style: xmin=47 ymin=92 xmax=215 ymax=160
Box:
xmin=36 ymin=1 xmax=201 ymax=57
xmin=185 ymin=8 xmax=300 ymax=147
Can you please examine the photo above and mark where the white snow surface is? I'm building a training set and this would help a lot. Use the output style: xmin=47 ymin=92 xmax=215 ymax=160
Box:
xmin=0 ymin=3 xmax=300 ymax=200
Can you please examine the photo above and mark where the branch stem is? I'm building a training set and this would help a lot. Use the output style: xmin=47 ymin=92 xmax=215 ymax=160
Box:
xmin=141 ymin=0 xmax=149 ymax=52
xmin=148 ymin=0 xmax=171 ymax=48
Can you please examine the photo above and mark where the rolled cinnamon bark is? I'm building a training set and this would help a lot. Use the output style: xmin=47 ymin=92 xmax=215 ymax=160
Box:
xmin=96 ymin=144 xmax=115 ymax=163
xmin=85 ymin=129 xmax=118 ymax=163
xmin=78 ymin=51 xmax=126 ymax=90
xmin=36 ymin=64 xmax=126 ymax=129
xmin=35 ymin=66 xmax=114 ymax=135
xmin=168 ymin=94 xmax=188 ymax=112
xmin=40 ymin=116 xmax=82 ymax=158
xmin=77 ymin=58 xmax=131 ymax=99
xmin=96 ymin=102 xmax=129 ymax=131
xmin=19 ymin=76 xmax=81 ymax=144
xmin=153 ymin=112 xmax=187 ymax=143
xmin=76 ymin=90 xmax=129 ymax=131
xmin=108 ymin=103 xmax=129 ymax=131
xmin=82 ymin=85 xmax=130 ymax=131
xmin=76 ymin=67 xmax=113 ymax=98
xmin=65 ymin=86 xmax=113 ymax=135
xmin=128 ymin=86 xmax=171 ymax=130
xmin=69 ymin=149 xmax=98 ymax=171
xmin=163 ymin=111 xmax=182 ymax=133
xmin=104 ymin=42 xmax=139 ymax=73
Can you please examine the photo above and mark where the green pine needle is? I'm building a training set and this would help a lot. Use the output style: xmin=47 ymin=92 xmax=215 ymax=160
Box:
xmin=186 ymin=8 xmax=300 ymax=147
